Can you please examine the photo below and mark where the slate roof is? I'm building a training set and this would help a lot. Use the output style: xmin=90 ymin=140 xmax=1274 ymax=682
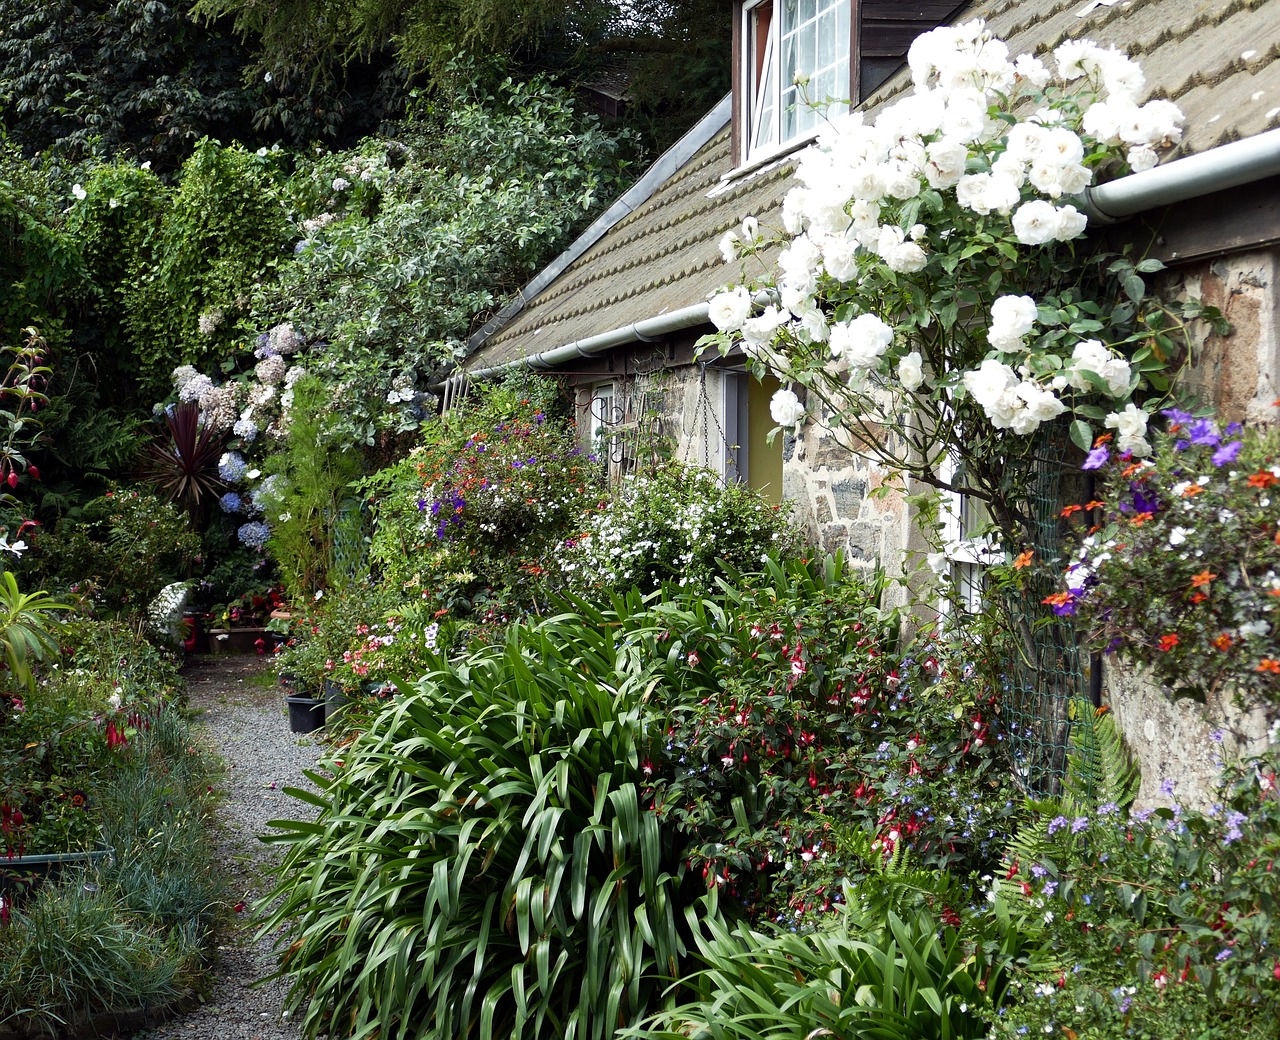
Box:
xmin=467 ymin=0 xmax=1280 ymax=372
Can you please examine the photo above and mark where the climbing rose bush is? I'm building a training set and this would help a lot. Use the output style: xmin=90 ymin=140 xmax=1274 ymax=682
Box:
xmin=703 ymin=21 xmax=1220 ymax=536
xmin=1054 ymin=404 xmax=1280 ymax=703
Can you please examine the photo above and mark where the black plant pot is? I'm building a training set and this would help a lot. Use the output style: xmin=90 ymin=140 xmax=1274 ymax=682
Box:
xmin=286 ymin=695 xmax=325 ymax=734
xmin=323 ymin=678 xmax=350 ymax=723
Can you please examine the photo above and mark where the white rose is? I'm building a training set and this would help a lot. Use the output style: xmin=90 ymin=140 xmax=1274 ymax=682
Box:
xmin=898 ymin=351 xmax=925 ymax=391
xmin=769 ymin=388 xmax=806 ymax=430
xmin=990 ymin=295 xmax=1039 ymax=338
xmin=707 ymin=288 xmax=751 ymax=332
xmin=963 ymin=358 xmax=1018 ymax=410
xmin=741 ymin=304 xmax=789 ymax=346
xmin=1011 ymin=200 xmax=1067 ymax=245
xmin=1105 ymin=402 xmax=1150 ymax=441
xmin=830 ymin=313 xmax=894 ymax=368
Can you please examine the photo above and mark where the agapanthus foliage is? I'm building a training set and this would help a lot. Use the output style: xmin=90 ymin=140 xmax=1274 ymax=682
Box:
xmin=1055 ymin=404 xmax=1279 ymax=703
xmin=704 ymin=21 xmax=1224 ymax=546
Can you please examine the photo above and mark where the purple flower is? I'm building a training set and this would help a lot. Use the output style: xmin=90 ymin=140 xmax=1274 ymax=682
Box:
xmin=1128 ymin=483 xmax=1161 ymax=514
xmin=1162 ymin=407 xmax=1195 ymax=425
xmin=1082 ymin=446 xmax=1109 ymax=471
xmin=1160 ymin=778 xmax=1177 ymax=797
xmin=1225 ymin=422 xmax=1243 ymax=436
xmin=1188 ymin=418 xmax=1219 ymax=446
xmin=1047 ymin=815 xmax=1069 ymax=835
xmin=1212 ymin=440 xmax=1242 ymax=467
xmin=1216 ymin=948 xmax=1234 ymax=962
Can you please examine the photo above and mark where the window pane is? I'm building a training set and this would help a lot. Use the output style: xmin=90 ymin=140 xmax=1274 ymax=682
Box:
xmin=817 ymin=8 xmax=836 ymax=70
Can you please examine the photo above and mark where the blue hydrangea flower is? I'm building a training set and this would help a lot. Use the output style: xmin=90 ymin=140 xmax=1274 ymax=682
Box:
xmin=219 ymin=492 xmax=244 ymax=514
xmin=237 ymin=520 xmax=271 ymax=549
xmin=219 ymin=451 xmax=248 ymax=483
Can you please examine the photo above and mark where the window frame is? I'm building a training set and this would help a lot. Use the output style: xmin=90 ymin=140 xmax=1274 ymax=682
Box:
xmin=734 ymin=0 xmax=856 ymax=167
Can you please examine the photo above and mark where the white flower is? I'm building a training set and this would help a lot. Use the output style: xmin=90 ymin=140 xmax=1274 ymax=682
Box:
xmin=1013 ymin=53 xmax=1050 ymax=88
xmin=71 ymin=183 xmax=87 ymax=201
xmin=988 ymin=294 xmax=1039 ymax=351
xmin=769 ymin=388 xmax=806 ymax=430
xmin=718 ymin=229 xmax=740 ymax=263
xmin=1011 ymin=201 xmax=1087 ymax=244
xmin=1054 ymin=38 xmax=1104 ymax=80
xmin=711 ymin=286 xmax=747 ymax=330
xmin=829 ymin=313 xmax=894 ymax=368
xmin=963 ymin=358 xmax=1019 ymax=418
xmin=898 ymin=351 xmax=925 ymax=392
xmin=1068 ymin=340 xmax=1132 ymax=396
xmin=1105 ymin=401 xmax=1149 ymax=440
xmin=741 ymin=304 xmax=789 ymax=346
xmin=332 ymin=177 xmax=350 ymax=191
xmin=956 ymin=171 xmax=1021 ymax=215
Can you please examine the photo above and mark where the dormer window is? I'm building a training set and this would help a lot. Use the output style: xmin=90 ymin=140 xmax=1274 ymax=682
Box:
xmin=741 ymin=0 xmax=852 ymax=161
xmin=733 ymin=1 xmax=969 ymax=168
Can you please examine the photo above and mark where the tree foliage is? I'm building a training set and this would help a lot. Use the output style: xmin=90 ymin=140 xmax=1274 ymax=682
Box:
xmin=0 ymin=0 xmax=408 ymax=170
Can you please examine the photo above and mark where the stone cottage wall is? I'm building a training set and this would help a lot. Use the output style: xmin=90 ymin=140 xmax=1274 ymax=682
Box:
xmin=1107 ymin=245 xmax=1280 ymax=809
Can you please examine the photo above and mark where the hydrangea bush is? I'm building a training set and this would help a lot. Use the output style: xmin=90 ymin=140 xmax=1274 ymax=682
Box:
xmin=704 ymin=21 xmax=1223 ymax=545
xmin=1055 ymin=405 xmax=1279 ymax=702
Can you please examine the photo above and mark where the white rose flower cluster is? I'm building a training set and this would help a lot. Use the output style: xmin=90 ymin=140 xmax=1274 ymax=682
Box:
xmin=704 ymin=21 xmax=1181 ymax=447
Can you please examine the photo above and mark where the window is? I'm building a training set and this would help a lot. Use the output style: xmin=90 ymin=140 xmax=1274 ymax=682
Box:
xmin=741 ymin=0 xmax=852 ymax=160
xmin=936 ymin=453 xmax=1001 ymax=616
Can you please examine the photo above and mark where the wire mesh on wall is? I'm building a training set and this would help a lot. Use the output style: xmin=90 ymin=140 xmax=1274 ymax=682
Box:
xmin=997 ymin=429 xmax=1098 ymax=798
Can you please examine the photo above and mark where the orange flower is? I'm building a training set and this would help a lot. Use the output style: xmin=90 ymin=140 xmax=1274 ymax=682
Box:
xmin=1060 ymin=504 xmax=1084 ymax=518
xmin=1190 ymin=569 xmax=1217 ymax=588
xmin=1212 ymin=633 xmax=1233 ymax=652
xmin=1042 ymin=592 xmax=1073 ymax=607
xmin=1131 ymin=512 xmax=1154 ymax=526
xmin=1181 ymin=484 xmax=1205 ymax=497
xmin=1158 ymin=634 xmax=1180 ymax=651
xmin=1188 ymin=591 xmax=1209 ymax=605
xmin=1248 ymin=471 xmax=1278 ymax=489
xmin=1094 ymin=433 xmax=1114 ymax=446
xmin=1013 ymin=550 xmax=1034 ymax=569
xmin=1258 ymin=659 xmax=1280 ymax=674
xmin=1085 ymin=500 xmax=1106 ymax=511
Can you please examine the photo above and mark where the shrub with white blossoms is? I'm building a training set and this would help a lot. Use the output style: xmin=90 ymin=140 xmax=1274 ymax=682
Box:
xmin=147 ymin=581 xmax=194 ymax=646
xmin=705 ymin=21 xmax=1222 ymax=544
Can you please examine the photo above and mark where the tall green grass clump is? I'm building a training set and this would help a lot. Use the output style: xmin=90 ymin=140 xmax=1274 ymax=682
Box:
xmin=259 ymin=606 xmax=694 ymax=1040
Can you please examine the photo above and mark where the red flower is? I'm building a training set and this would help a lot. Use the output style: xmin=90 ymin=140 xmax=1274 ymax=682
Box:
xmin=1157 ymin=633 xmax=1179 ymax=652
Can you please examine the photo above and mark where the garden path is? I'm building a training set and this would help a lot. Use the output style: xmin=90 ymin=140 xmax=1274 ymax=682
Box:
xmin=133 ymin=654 xmax=325 ymax=1040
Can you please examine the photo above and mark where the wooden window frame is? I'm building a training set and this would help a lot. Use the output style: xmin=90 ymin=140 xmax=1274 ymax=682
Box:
xmin=731 ymin=0 xmax=858 ymax=167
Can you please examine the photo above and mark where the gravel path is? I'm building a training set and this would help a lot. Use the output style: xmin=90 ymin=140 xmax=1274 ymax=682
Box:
xmin=134 ymin=654 xmax=327 ymax=1040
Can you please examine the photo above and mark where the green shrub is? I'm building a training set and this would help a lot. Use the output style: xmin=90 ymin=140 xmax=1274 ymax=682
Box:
xmin=0 ymin=693 xmax=221 ymax=1035
xmin=637 ymin=892 xmax=1037 ymax=1040
xmin=560 ymin=463 xmax=799 ymax=596
xmin=993 ymin=735 xmax=1280 ymax=1038
xmin=23 ymin=487 xmax=200 ymax=616
xmin=259 ymin=375 xmax=366 ymax=600
xmin=257 ymin=66 xmax=636 ymax=441
xmin=365 ymin=377 xmax=600 ymax=617
xmin=259 ymin=607 xmax=694 ymax=1040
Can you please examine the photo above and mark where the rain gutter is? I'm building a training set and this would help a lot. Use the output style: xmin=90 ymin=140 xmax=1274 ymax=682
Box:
xmin=1076 ymin=127 xmax=1280 ymax=222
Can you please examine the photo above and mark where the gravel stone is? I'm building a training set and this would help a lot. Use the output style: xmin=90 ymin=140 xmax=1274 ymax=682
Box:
xmin=133 ymin=655 xmax=327 ymax=1040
